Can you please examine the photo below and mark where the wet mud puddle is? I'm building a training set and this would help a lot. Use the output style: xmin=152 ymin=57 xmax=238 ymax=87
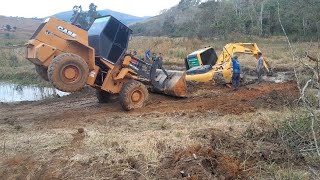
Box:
xmin=0 ymin=82 xmax=69 ymax=103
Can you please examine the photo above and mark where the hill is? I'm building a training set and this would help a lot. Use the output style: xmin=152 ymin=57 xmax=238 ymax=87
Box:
xmin=53 ymin=9 xmax=150 ymax=25
xmin=129 ymin=2 xmax=203 ymax=37
xmin=129 ymin=5 xmax=199 ymax=37
xmin=0 ymin=16 xmax=42 ymax=39
xmin=130 ymin=0 xmax=320 ymax=41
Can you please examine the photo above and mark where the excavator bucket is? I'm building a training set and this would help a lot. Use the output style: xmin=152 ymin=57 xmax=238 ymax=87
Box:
xmin=152 ymin=70 xmax=187 ymax=97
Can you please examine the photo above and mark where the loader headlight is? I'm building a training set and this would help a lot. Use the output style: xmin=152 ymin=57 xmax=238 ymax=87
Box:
xmin=44 ymin=18 xmax=50 ymax=23
xmin=89 ymin=71 xmax=96 ymax=78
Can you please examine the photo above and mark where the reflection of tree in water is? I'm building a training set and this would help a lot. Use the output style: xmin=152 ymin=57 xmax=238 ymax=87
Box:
xmin=38 ymin=86 xmax=53 ymax=99
xmin=0 ymin=82 xmax=68 ymax=102
xmin=38 ymin=86 xmax=62 ymax=99
xmin=52 ymin=89 xmax=59 ymax=98
xmin=38 ymin=86 xmax=45 ymax=99
xmin=14 ymin=84 xmax=23 ymax=94
xmin=0 ymin=83 xmax=13 ymax=102
xmin=13 ymin=84 xmax=53 ymax=100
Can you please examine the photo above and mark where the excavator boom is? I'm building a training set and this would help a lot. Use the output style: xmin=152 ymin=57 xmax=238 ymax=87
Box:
xmin=185 ymin=43 xmax=272 ymax=83
xmin=217 ymin=43 xmax=271 ymax=72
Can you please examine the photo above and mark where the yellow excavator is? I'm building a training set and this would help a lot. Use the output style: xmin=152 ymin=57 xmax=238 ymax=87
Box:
xmin=185 ymin=43 xmax=272 ymax=83
xmin=26 ymin=10 xmax=187 ymax=111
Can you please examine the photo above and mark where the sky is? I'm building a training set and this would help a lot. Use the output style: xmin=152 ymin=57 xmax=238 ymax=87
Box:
xmin=0 ymin=0 xmax=181 ymax=18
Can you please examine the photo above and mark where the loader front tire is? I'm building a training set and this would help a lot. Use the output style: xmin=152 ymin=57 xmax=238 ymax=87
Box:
xmin=120 ymin=80 xmax=149 ymax=111
xmin=35 ymin=65 xmax=49 ymax=81
xmin=48 ymin=53 xmax=89 ymax=92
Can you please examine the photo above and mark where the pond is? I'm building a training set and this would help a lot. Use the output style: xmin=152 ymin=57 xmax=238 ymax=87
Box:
xmin=0 ymin=82 xmax=69 ymax=103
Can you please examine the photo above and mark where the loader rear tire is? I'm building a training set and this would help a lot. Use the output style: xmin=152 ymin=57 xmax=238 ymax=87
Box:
xmin=120 ymin=80 xmax=149 ymax=111
xmin=48 ymin=53 xmax=89 ymax=92
xmin=35 ymin=65 xmax=49 ymax=81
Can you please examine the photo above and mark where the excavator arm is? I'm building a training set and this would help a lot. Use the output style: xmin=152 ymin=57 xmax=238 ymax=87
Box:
xmin=185 ymin=43 xmax=273 ymax=83
xmin=216 ymin=43 xmax=272 ymax=73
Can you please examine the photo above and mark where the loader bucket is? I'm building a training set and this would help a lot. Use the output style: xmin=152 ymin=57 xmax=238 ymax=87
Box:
xmin=153 ymin=70 xmax=187 ymax=97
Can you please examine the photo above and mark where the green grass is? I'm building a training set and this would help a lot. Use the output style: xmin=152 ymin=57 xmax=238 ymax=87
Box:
xmin=129 ymin=37 xmax=300 ymax=69
xmin=128 ymin=36 xmax=318 ymax=71
xmin=1 ymin=36 xmax=319 ymax=86
xmin=0 ymin=42 xmax=49 ymax=86
xmin=0 ymin=66 xmax=49 ymax=86
xmin=261 ymin=163 xmax=310 ymax=180
xmin=237 ymin=108 xmax=319 ymax=179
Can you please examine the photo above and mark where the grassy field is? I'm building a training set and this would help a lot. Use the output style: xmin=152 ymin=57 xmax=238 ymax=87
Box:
xmin=129 ymin=36 xmax=319 ymax=71
xmin=0 ymin=22 xmax=49 ymax=85
xmin=1 ymin=35 xmax=319 ymax=85
xmin=0 ymin=81 xmax=318 ymax=179
xmin=0 ymin=14 xmax=320 ymax=179
xmin=0 ymin=45 xmax=49 ymax=85
xmin=0 ymin=35 xmax=319 ymax=179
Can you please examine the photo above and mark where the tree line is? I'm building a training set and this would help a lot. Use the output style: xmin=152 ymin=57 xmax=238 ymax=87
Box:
xmin=2 ymin=25 xmax=17 ymax=32
xmin=131 ymin=0 xmax=320 ymax=41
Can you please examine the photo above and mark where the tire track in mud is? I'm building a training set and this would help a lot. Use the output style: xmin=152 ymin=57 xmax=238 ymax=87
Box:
xmin=0 ymin=81 xmax=298 ymax=124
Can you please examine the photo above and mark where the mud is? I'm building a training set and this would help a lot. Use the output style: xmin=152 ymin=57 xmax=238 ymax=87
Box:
xmin=0 ymin=81 xmax=301 ymax=179
xmin=144 ymin=81 xmax=298 ymax=115
xmin=157 ymin=145 xmax=241 ymax=180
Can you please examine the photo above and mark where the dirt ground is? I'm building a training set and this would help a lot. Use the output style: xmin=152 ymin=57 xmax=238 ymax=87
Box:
xmin=0 ymin=80 xmax=306 ymax=179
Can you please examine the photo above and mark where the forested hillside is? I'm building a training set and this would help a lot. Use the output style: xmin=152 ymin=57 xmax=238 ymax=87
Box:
xmin=130 ymin=0 xmax=320 ymax=40
xmin=53 ymin=9 xmax=149 ymax=25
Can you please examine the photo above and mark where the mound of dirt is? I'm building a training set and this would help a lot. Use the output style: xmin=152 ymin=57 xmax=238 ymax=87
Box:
xmin=156 ymin=145 xmax=241 ymax=180
xmin=145 ymin=81 xmax=298 ymax=115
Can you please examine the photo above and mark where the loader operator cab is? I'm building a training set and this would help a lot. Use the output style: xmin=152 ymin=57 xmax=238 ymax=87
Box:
xmin=185 ymin=47 xmax=218 ymax=75
xmin=88 ymin=16 xmax=132 ymax=64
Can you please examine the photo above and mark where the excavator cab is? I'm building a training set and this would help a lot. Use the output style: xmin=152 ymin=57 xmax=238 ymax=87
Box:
xmin=185 ymin=47 xmax=218 ymax=70
xmin=185 ymin=47 xmax=218 ymax=82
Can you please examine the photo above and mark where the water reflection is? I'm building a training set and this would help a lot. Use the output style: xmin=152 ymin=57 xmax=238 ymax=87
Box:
xmin=263 ymin=72 xmax=292 ymax=83
xmin=0 ymin=82 xmax=69 ymax=103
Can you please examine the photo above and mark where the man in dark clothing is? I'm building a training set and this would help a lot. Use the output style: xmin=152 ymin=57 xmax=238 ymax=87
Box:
xmin=130 ymin=50 xmax=138 ymax=65
xmin=256 ymin=52 xmax=264 ymax=83
xmin=232 ymin=55 xmax=241 ymax=90
xmin=151 ymin=52 xmax=157 ymax=62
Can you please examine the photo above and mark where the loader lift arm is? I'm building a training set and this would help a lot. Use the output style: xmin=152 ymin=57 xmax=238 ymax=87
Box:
xmin=123 ymin=56 xmax=186 ymax=97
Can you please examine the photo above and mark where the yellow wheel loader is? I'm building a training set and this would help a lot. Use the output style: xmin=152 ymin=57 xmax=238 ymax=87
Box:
xmin=26 ymin=15 xmax=187 ymax=111
xmin=185 ymin=43 xmax=272 ymax=83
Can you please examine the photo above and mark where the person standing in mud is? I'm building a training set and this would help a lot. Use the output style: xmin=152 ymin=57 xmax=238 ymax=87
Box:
xmin=257 ymin=52 xmax=264 ymax=83
xmin=231 ymin=55 xmax=241 ymax=90
xmin=130 ymin=50 xmax=139 ymax=66
xmin=145 ymin=50 xmax=151 ymax=64
xmin=151 ymin=52 xmax=157 ymax=62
